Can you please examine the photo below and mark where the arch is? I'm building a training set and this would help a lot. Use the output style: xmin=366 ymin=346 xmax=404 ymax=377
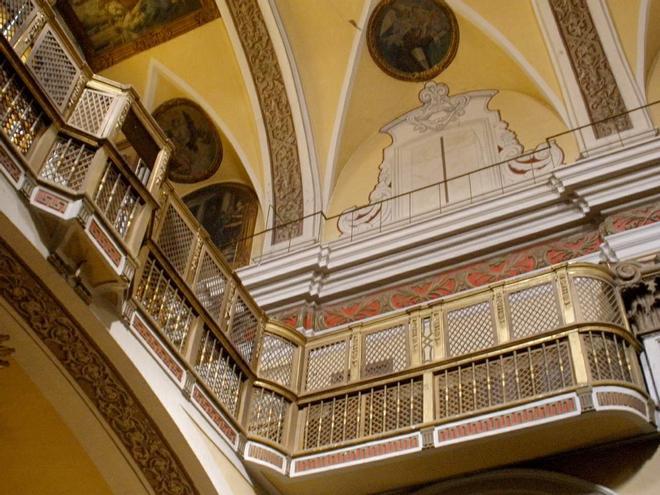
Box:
xmin=412 ymin=469 xmax=618 ymax=495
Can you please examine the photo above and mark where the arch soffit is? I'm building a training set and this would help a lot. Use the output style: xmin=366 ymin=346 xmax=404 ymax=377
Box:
xmin=142 ymin=59 xmax=268 ymax=214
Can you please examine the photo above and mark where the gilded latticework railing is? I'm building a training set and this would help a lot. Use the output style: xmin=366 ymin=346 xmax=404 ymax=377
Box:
xmin=0 ymin=0 xmax=650 ymax=469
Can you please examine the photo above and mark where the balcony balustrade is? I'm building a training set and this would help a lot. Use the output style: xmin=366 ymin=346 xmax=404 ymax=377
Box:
xmin=0 ymin=0 xmax=655 ymax=491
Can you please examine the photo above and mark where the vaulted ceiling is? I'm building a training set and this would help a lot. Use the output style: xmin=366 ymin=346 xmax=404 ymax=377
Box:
xmin=58 ymin=0 xmax=660 ymax=230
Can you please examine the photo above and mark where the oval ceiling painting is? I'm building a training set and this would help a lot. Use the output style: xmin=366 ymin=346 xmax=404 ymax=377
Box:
xmin=367 ymin=0 xmax=459 ymax=82
xmin=154 ymin=98 xmax=223 ymax=183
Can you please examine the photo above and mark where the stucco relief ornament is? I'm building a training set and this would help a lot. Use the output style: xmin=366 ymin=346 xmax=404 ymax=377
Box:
xmin=406 ymin=82 xmax=468 ymax=132
xmin=338 ymin=82 xmax=565 ymax=236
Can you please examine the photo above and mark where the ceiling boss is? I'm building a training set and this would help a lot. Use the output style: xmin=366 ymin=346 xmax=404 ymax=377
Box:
xmin=367 ymin=0 xmax=459 ymax=82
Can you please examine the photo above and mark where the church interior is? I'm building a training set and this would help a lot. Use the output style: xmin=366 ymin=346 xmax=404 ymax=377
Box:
xmin=1 ymin=0 xmax=660 ymax=494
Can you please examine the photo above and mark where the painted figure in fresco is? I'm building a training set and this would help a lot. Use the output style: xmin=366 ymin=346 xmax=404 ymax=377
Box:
xmin=71 ymin=0 xmax=200 ymax=49
xmin=368 ymin=0 xmax=458 ymax=81
xmin=378 ymin=0 xmax=451 ymax=72
xmin=184 ymin=184 xmax=258 ymax=267
xmin=153 ymin=99 xmax=222 ymax=183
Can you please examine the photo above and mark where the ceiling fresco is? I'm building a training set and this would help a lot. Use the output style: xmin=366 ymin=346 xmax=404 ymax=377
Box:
xmin=56 ymin=0 xmax=219 ymax=70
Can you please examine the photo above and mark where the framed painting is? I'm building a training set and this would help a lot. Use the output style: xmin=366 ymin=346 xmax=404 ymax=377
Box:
xmin=55 ymin=0 xmax=220 ymax=70
xmin=367 ymin=0 xmax=459 ymax=82
xmin=153 ymin=98 xmax=223 ymax=183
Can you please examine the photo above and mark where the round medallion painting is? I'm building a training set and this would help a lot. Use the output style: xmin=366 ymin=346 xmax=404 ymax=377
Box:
xmin=153 ymin=99 xmax=223 ymax=183
xmin=367 ymin=0 xmax=459 ymax=82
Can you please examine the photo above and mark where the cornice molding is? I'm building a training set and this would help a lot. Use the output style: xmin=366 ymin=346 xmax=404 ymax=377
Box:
xmin=239 ymin=137 xmax=660 ymax=328
xmin=0 ymin=238 xmax=199 ymax=495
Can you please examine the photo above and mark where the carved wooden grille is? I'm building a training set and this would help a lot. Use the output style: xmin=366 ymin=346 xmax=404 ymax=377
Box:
xmin=193 ymin=251 xmax=226 ymax=322
xmin=446 ymin=301 xmax=496 ymax=356
xmin=258 ymin=333 xmax=295 ymax=387
xmin=574 ymin=277 xmax=625 ymax=326
xmin=305 ymin=340 xmax=347 ymax=392
xmin=0 ymin=58 xmax=46 ymax=154
xmin=362 ymin=324 xmax=409 ymax=378
xmin=195 ymin=326 xmax=244 ymax=416
xmin=27 ymin=28 xmax=78 ymax=110
xmin=94 ymin=160 xmax=140 ymax=238
xmin=582 ymin=331 xmax=634 ymax=384
xmin=39 ymin=135 xmax=93 ymax=190
xmin=68 ymin=88 xmax=113 ymax=136
xmin=247 ymin=387 xmax=288 ymax=444
xmin=135 ymin=254 xmax=196 ymax=352
xmin=0 ymin=0 xmax=33 ymax=42
xmin=507 ymin=283 xmax=562 ymax=340
xmin=157 ymin=204 xmax=195 ymax=275
xmin=436 ymin=338 xmax=573 ymax=419
xmin=302 ymin=378 xmax=423 ymax=450
xmin=421 ymin=316 xmax=434 ymax=363
xmin=229 ymin=295 xmax=258 ymax=363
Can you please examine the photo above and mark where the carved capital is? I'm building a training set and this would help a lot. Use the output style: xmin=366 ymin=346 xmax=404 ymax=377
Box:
xmin=614 ymin=254 xmax=660 ymax=335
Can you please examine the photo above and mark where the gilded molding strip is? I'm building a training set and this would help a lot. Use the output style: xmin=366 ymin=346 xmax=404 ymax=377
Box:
xmin=548 ymin=0 xmax=632 ymax=138
xmin=224 ymin=0 xmax=304 ymax=242
xmin=0 ymin=238 xmax=199 ymax=495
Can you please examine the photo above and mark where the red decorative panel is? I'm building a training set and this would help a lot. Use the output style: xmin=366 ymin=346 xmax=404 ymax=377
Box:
xmin=601 ymin=199 xmax=660 ymax=235
xmin=34 ymin=189 xmax=68 ymax=213
xmin=247 ymin=443 xmax=285 ymax=470
xmin=435 ymin=397 xmax=577 ymax=444
xmin=316 ymin=230 xmax=601 ymax=329
xmin=88 ymin=218 xmax=122 ymax=267
xmin=132 ymin=314 xmax=184 ymax=381
xmin=596 ymin=391 xmax=647 ymax=417
xmin=293 ymin=434 xmax=420 ymax=474
xmin=0 ymin=146 xmax=22 ymax=182
xmin=269 ymin=200 xmax=660 ymax=332
xmin=191 ymin=386 xmax=238 ymax=446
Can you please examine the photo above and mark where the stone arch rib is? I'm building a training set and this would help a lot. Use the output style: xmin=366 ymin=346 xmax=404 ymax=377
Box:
xmin=225 ymin=0 xmax=304 ymax=243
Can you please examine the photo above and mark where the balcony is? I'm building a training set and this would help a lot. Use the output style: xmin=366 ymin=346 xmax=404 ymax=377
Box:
xmin=121 ymin=185 xmax=652 ymax=493
xmin=0 ymin=5 xmax=171 ymax=298
xmin=0 ymin=2 xmax=654 ymax=493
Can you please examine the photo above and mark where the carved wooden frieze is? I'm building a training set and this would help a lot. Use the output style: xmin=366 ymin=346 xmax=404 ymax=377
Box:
xmin=0 ymin=238 xmax=198 ymax=495
xmin=225 ymin=0 xmax=304 ymax=243
xmin=548 ymin=0 xmax=631 ymax=138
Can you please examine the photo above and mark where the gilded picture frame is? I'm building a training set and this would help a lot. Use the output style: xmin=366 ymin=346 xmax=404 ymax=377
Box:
xmin=367 ymin=0 xmax=459 ymax=82
xmin=55 ymin=0 xmax=220 ymax=71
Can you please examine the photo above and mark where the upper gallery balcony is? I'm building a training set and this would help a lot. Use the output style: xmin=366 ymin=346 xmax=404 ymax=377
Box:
xmin=0 ymin=2 xmax=655 ymax=494
xmin=0 ymin=0 xmax=171 ymax=298
xmin=126 ymin=188 xmax=653 ymax=494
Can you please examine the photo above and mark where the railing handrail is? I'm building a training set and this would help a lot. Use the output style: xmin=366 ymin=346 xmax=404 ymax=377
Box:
xmin=221 ymin=99 xmax=660 ymax=257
